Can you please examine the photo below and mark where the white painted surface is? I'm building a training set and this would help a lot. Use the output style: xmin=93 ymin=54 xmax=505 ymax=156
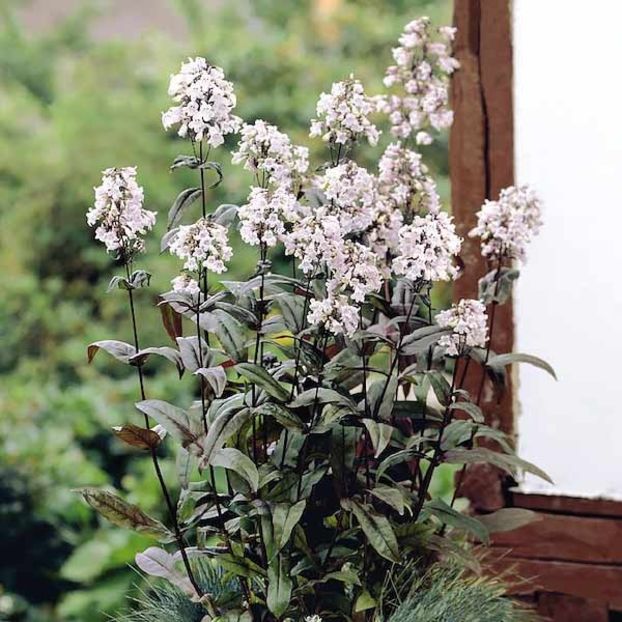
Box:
xmin=513 ymin=0 xmax=622 ymax=499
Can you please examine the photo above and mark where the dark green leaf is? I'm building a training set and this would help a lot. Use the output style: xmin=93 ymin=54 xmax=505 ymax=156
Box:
xmin=211 ymin=203 xmax=238 ymax=226
xmin=362 ymin=420 xmax=394 ymax=458
xmin=213 ymin=309 xmax=247 ymax=362
xmin=267 ymin=555 xmax=292 ymax=618
xmin=477 ymin=508 xmax=541 ymax=533
xmin=236 ymin=363 xmax=290 ymax=402
xmin=87 ymin=340 xmax=136 ymax=364
xmin=341 ymin=499 xmax=400 ymax=562
xmin=272 ymin=500 xmax=306 ymax=556
xmin=168 ymin=187 xmax=201 ymax=229
xmin=135 ymin=400 xmax=197 ymax=447
xmin=209 ymin=448 xmax=258 ymax=492
xmin=445 ymin=447 xmax=553 ymax=483
xmin=203 ymin=405 xmax=250 ymax=459
xmin=195 ymin=366 xmax=227 ymax=397
xmin=487 ymin=352 xmax=557 ymax=380
xmin=129 ymin=347 xmax=184 ymax=377
xmin=422 ymin=498 xmax=489 ymax=543
xmin=448 ymin=401 xmax=484 ymax=423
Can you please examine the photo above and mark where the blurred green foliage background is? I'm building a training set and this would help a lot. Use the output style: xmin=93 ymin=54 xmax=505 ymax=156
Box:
xmin=0 ymin=0 xmax=451 ymax=619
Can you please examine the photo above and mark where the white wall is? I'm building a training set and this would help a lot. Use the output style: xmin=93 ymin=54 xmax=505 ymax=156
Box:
xmin=513 ymin=0 xmax=622 ymax=499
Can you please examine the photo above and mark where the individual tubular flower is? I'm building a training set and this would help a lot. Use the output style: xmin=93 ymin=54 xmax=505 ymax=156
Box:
xmin=86 ymin=166 xmax=156 ymax=257
xmin=169 ymin=217 xmax=232 ymax=274
xmin=436 ymin=299 xmax=488 ymax=356
xmin=231 ymin=120 xmax=309 ymax=189
xmin=326 ymin=240 xmax=383 ymax=303
xmin=469 ymin=185 xmax=543 ymax=262
xmin=171 ymin=273 xmax=201 ymax=297
xmin=283 ymin=211 xmax=343 ymax=274
xmin=238 ymin=186 xmax=303 ymax=247
xmin=307 ymin=294 xmax=359 ymax=337
xmin=310 ymin=75 xmax=380 ymax=146
xmin=315 ymin=161 xmax=377 ymax=234
xmin=393 ymin=211 xmax=461 ymax=282
xmin=378 ymin=18 xmax=459 ymax=142
xmin=377 ymin=142 xmax=440 ymax=215
xmin=162 ymin=57 xmax=241 ymax=146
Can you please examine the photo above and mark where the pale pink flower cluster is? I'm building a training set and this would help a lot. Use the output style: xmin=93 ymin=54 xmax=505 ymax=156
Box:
xmin=469 ymin=185 xmax=542 ymax=262
xmin=284 ymin=214 xmax=383 ymax=336
xmin=436 ymin=299 xmax=488 ymax=356
xmin=87 ymin=167 xmax=156 ymax=256
xmin=377 ymin=142 xmax=440 ymax=215
xmin=239 ymin=186 xmax=303 ymax=247
xmin=327 ymin=241 xmax=383 ymax=303
xmin=310 ymin=76 xmax=380 ymax=146
xmin=378 ymin=18 xmax=458 ymax=143
xmin=308 ymin=294 xmax=359 ymax=338
xmin=169 ymin=218 xmax=232 ymax=274
xmin=283 ymin=213 xmax=343 ymax=275
xmin=365 ymin=197 xmax=404 ymax=262
xmin=162 ymin=58 xmax=241 ymax=147
xmin=171 ymin=274 xmax=201 ymax=297
xmin=232 ymin=120 xmax=309 ymax=189
xmin=315 ymin=161 xmax=377 ymax=234
xmin=393 ymin=212 xmax=461 ymax=282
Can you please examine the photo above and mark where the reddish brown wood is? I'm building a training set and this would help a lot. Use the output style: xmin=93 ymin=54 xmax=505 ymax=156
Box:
xmin=512 ymin=491 xmax=622 ymax=519
xmin=487 ymin=552 xmax=622 ymax=610
xmin=450 ymin=0 xmax=514 ymax=436
xmin=491 ymin=512 xmax=622 ymax=564
xmin=536 ymin=593 xmax=609 ymax=622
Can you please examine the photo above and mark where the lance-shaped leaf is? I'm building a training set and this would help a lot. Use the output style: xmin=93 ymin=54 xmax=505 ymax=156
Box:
xmin=368 ymin=374 xmax=397 ymax=421
xmin=203 ymin=406 xmax=250 ymax=459
xmin=487 ymin=352 xmax=557 ymax=380
xmin=341 ymin=499 xmax=400 ymax=562
xmin=217 ymin=553 xmax=266 ymax=578
xmin=168 ymin=187 xmax=201 ymax=229
xmin=135 ymin=400 xmax=197 ymax=448
xmin=477 ymin=508 xmax=541 ymax=533
xmin=445 ymin=447 xmax=553 ymax=484
xmin=159 ymin=301 xmax=183 ymax=342
xmin=401 ymin=326 xmax=449 ymax=356
xmin=362 ymin=420 xmax=394 ymax=458
xmin=272 ymin=500 xmax=306 ymax=557
xmin=256 ymin=403 xmax=305 ymax=432
xmin=176 ymin=336 xmax=209 ymax=373
xmin=422 ymin=498 xmax=489 ymax=543
xmin=87 ymin=340 xmax=136 ymax=364
xmin=129 ymin=347 xmax=184 ymax=377
xmin=290 ymin=388 xmax=356 ymax=410
xmin=209 ymin=448 xmax=259 ymax=492
xmin=236 ymin=363 xmax=290 ymax=402
xmin=369 ymin=484 xmax=409 ymax=516
xmin=479 ymin=267 xmax=519 ymax=305
xmin=376 ymin=448 xmax=426 ymax=483
xmin=448 ymin=401 xmax=484 ymax=423
xmin=267 ymin=554 xmax=292 ymax=618
xmin=213 ymin=309 xmax=247 ymax=362
xmin=195 ymin=366 xmax=227 ymax=397
xmin=135 ymin=547 xmax=197 ymax=599
xmin=76 ymin=488 xmax=169 ymax=537
xmin=211 ymin=203 xmax=238 ymax=226
xmin=112 ymin=424 xmax=161 ymax=450
xmin=276 ymin=293 xmax=306 ymax=333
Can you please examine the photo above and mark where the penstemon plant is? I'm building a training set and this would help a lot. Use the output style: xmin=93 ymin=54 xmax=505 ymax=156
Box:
xmin=82 ymin=17 xmax=553 ymax=622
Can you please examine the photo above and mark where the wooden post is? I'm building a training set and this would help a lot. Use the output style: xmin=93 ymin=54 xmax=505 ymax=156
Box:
xmin=449 ymin=0 xmax=515 ymax=511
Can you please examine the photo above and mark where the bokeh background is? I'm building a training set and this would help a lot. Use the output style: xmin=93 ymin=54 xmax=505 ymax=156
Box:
xmin=0 ymin=1 xmax=451 ymax=619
